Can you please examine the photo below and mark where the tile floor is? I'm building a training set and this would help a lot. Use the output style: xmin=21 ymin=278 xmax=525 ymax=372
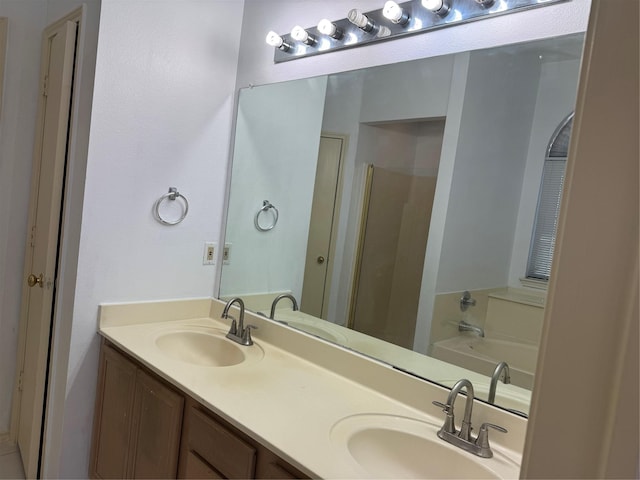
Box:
xmin=0 ymin=442 xmax=24 ymax=480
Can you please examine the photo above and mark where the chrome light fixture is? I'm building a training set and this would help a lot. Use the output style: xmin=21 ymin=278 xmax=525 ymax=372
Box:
xmin=317 ymin=19 xmax=344 ymax=39
xmin=267 ymin=0 xmax=565 ymax=63
xmin=291 ymin=25 xmax=317 ymax=45
xmin=382 ymin=1 xmax=411 ymax=25
xmin=265 ymin=31 xmax=292 ymax=52
xmin=422 ymin=0 xmax=451 ymax=16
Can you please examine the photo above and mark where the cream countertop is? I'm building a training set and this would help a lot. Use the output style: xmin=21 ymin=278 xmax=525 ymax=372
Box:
xmin=98 ymin=298 xmax=527 ymax=479
xmin=271 ymin=308 xmax=532 ymax=414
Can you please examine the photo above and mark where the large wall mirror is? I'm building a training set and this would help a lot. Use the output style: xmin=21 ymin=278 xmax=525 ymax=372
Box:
xmin=220 ymin=32 xmax=584 ymax=416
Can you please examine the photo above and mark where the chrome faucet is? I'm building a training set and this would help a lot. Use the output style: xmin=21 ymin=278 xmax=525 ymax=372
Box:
xmin=459 ymin=290 xmax=477 ymax=311
xmin=432 ymin=379 xmax=507 ymax=458
xmin=458 ymin=320 xmax=485 ymax=337
xmin=488 ymin=361 xmax=511 ymax=404
xmin=437 ymin=379 xmax=475 ymax=440
xmin=222 ymin=297 xmax=254 ymax=346
xmin=269 ymin=293 xmax=299 ymax=319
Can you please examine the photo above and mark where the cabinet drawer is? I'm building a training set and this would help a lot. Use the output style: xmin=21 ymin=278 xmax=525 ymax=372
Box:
xmin=187 ymin=407 xmax=257 ymax=479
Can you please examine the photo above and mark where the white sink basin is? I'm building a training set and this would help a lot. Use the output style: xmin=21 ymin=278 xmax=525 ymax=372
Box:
xmin=330 ymin=414 xmax=520 ymax=479
xmin=154 ymin=327 xmax=263 ymax=367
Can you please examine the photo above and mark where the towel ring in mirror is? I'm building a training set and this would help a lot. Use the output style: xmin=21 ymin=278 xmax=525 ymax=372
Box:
xmin=254 ymin=200 xmax=279 ymax=231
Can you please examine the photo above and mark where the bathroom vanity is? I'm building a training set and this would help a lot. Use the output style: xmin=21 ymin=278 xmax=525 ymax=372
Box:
xmin=90 ymin=298 xmax=527 ymax=479
xmin=90 ymin=342 xmax=306 ymax=479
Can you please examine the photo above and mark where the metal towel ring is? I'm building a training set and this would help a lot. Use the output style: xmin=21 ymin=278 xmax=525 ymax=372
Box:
xmin=254 ymin=200 xmax=279 ymax=232
xmin=153 ymin=187 xmax=189 ymax=226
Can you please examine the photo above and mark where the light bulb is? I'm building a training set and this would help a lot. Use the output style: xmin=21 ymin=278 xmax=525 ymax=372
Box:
xmin=291 ymin=25 xmax=316 ymax=45
xmin=265 ymin=31 xmax=291 ymax=51
xmin=383 ymin=1 xmax=410 ymax=25
xmin=347 ymin=9 xmax=375 ymax=32
xmin=422 ymin=0 xmax=451 ymax=16
xmin=377 ymin=25 xmax=392 ymax=38
xmin=318 ymin=19 xmax=343 ymax=39
xmin=266 ymin=31 xmax=283 ymax=47
xmin=422 ymin=0 xmax=443 ymax=10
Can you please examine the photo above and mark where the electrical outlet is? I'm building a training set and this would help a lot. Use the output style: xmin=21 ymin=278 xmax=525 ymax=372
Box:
xmin=203 ymin=242 xmax=216 ymax=265
xmin=223 ymin=243 xmax=232 ymax=265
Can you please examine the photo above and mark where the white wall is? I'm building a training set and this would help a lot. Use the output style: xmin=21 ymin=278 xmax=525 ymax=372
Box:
xmin=221 ymin=76 xmax=327 ymax=301
xmin=508 ymin=57 xmax=582 ymax=285
xmin=359 ymin=56 xmax=452 ymax=123
xmin=434 ymin=47 xmax=541 ymax=293
xmin=55 ymin=1 xmax=244 ymax=477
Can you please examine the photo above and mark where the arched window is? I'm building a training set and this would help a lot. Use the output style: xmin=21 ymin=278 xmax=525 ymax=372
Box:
xmin=526 ymin=112 xmax=574 ymax=281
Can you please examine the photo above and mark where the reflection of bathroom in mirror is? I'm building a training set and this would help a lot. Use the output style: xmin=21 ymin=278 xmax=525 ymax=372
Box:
xmin=221 ymin=32 xmax=584 ymax=416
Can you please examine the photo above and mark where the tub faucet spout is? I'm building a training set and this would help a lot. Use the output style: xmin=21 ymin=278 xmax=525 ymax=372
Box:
xmin=488 ymin=361 xmax=511 ymax=404
xmin=458 ymin=320 xmax=485 ymax=337
xmin=269 ymin=294 xmax=299 ymax=319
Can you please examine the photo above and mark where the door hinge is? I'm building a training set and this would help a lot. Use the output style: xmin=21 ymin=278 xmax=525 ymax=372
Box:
xmin=18 ymin=370 xmax=24 ymax=392
xmin=42 ymin=75 xmax=49 ymax=97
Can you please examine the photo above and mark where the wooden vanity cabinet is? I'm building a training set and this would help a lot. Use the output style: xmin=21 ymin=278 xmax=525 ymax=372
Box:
xmin=178 ymin=399 xmax=256 ymax=479
xmin=178 ymin=398 xmax=308 ymax=480
xmin=90 ymin=342 xmax=184 ymax=479
xmin=91 ymin=341 xmax=310 ymax=479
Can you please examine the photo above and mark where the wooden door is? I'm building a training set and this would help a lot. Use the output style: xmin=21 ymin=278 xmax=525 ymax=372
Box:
xmin=15 ymin=19 xmax=78 ymax=478
xmin=300 ymin=135 xmax=345 ymax=318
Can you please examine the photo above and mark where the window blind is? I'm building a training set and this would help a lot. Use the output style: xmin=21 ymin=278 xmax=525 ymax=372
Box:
xmin=526 ymin=158 xmax=566 ymax=280
xmin=526 ymin=113 xmax=573 ymax=281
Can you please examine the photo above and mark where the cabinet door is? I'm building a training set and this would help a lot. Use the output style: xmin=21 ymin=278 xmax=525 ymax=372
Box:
xmin=182 ymin=451 xmax=224 ymax=479
xmin=90 ymin=344 xmax=137 ymax=479
xmin=255 ymin=447 xmax=309 ymax=480
xmin=128 ymin=368 xmax=184 ymax=479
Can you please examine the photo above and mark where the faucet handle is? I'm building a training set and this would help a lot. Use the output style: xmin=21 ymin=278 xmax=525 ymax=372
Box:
xmin=474 ymin=423 xmax=507 ymax=457
xmin=432 ymin=400 xmax=456 ymax=434
xmin=227 ymin=318 xmax=238 ymax=336
xmin=432 ymin=400 xmax=449 ymax=412
xmin=241 ymin=325 xmax=257 ymax=346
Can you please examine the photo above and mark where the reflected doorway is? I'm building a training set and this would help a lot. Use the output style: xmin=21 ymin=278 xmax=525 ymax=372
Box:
xmin=301 ymin=135 xmax=346 ymax=319
xmin=349 ymin=120 xmax=444 ymax=349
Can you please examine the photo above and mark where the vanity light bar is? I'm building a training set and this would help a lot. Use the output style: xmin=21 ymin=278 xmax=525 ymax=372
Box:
xmin=268 ymin=0 xmax=567 ymax=63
